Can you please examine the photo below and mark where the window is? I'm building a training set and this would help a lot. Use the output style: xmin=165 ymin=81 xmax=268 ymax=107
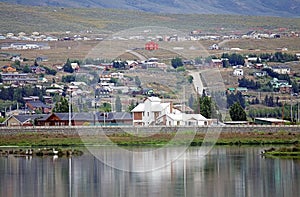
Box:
xmin=147 ymin=112 xmax=150 ymax=117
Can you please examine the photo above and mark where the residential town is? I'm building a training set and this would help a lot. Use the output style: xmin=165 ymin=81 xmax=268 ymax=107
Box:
xmin=1 ymin=28 xmax=300 ymax=128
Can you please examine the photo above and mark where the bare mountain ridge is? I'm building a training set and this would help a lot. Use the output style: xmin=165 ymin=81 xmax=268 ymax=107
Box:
xmin=1 ymin=0 xmax=300 ymax=17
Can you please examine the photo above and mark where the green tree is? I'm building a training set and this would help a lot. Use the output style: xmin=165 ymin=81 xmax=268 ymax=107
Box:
xmin=292 ymin=80 xmax=299 ymax=93
xmin=23 ymin=65 xmax=31 ymax=73
xmin=62 ymin=75 xmax=76 ymax=83
xmin=171 ymin=57 xmax=183 ymax=69
xmin=135 ymin=76 xmax=141 ymax=87
xmin=194 ymin=57 xmax=203 ymax=65
xmin=227 ymin=92 xmax=245 ymax=109
xmin=115 ymin=96 xmax=122 ymax=112
xmin=63 ymin=58 xmax=74 ymax=73
xmin=194 ymin=96 xmax=220 ymax=119
xmin=127 ymin=100 xmax=137 ymax=112
xmin=53 ymin=97 xmax=69 ymax=113
xmin=229 ymin=102 xmax=247 ymax=121
xmin=100 ymin=102 xmax=111 ymax=112
xmin=188 ymin=94 xmax=194 ymax=108
xmin=176 ymin=66 xmax=185 ymax=72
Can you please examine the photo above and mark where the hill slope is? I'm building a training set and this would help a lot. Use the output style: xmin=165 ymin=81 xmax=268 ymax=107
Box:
xmin=1 ymin=0 xmax=300 ymax=17
xmin=0 ymin=3 xmax=300 ymax=34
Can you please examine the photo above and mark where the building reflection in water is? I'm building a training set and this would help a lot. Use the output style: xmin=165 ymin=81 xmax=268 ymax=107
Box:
xmin=0 ymin=147 xmax=299 ymax=197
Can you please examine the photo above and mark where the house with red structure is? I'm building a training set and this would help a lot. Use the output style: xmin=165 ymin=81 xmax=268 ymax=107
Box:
xmin=145 ymin=41 xmax=158 ymax=51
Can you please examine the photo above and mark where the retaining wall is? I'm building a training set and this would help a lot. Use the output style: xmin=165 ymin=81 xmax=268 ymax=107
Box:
xmin=0 ymin=125 xmax=299 ymax=135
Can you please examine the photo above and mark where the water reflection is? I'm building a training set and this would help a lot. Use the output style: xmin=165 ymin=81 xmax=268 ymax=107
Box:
xmin=0 ymin=147 xmax=299 ymax=197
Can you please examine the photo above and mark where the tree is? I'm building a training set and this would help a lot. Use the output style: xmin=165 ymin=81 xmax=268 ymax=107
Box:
xmin=63 ymin=58 xmax=74 ymax=73
xmin=292 ymin=80 xmax=299 ymax=93
xmin=227 ymin=92 xmax=245 ymax=109
xmin=194 ymin=57 xmax=203 ymax=65
xmin=62 ymin=75 xmax=76 ymax=83
xmin=135 ymin=76 xmax=141 ymax=87
xmin=53 ymin=97 xmax=69 ymax=113
xmin=194 ymin=96 xmax=220 ymax=119
xmin=127 ymin=100 xmax=137 ymax=112
xmin=188 ymin=94 xmax=194 ymax=108
xmin=100 ymin=102 xmax=111 ymax=112
xmin=187 ymin=76 xmax=193 ymax=84
xmin=229 ymin=102 xmax=247 ymax=121
xmin=171 ymin=57 xmax=183 ymax=69
xmin=115 ymin=96 xmax=122 ymax=112
xmin=23 ymin=65 xmax=31 ymax=73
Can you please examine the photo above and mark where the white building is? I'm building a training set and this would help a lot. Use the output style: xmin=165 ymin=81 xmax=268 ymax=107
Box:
xmin=131 ymin=97 xmax=171 ymax=126
xmin=131 ymin=97 xmax=211 ymax=126
xmin=271 ymin=65 xmax=291 ymax=75
xmin=233 ymin=69 xmax=244 ymax=76
xmin=159 ymin=113 xmax=209 ymax=126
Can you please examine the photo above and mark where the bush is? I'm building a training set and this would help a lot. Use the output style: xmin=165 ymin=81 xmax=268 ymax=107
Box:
xmin=176 ymin=66 xmax=185 ymax=72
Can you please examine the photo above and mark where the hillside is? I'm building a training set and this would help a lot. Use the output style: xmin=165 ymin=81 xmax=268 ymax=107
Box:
xmin=1 ymin=0 xmax=300 ymax=17
xmin=1 ymin=3 xmax=300 ymax=34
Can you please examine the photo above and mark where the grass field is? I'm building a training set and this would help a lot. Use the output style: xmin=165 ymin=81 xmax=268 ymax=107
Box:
xmin=0 ymin=131 xmax=299 ymax=147
xmin=1 ymin=2 xmax=300 ymax=34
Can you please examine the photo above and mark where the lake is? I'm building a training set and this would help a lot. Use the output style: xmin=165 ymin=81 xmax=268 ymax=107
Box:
xmin=0 ymin=146 xmax=299 ymax=197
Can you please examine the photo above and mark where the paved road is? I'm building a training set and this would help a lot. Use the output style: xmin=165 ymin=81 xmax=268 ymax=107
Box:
xmin=189 ymin=70 xmax=205 ymax=96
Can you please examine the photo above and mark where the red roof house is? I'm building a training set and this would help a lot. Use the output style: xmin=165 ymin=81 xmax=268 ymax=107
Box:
xmin=145 ymin=41 xmax=158 ymax=51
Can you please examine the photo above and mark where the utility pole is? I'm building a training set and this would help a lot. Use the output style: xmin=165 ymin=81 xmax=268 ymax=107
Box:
xmin=68 ymin=93 xmax=72 ymax=126
xmin=197 ymin=87 xmax=200 ymax=114
xmin=297 ymin=101 xmax=299 ymax=123
xmin=282 ymin=102 xmax=284 ymax=120
xmin=290 ymin=93 xmax=293 ymax=122
xmin=94 ymin=93 xmax=96 ymax=126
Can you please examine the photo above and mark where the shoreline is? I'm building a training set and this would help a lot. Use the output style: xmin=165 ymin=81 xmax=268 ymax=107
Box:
xmin=0 ymin=131 xmax=299 ymax=147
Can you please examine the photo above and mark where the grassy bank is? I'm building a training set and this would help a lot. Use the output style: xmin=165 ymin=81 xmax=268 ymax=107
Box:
xmin=0 ymin=131 xmax=299 ymax=147
xmin=262 ymin=146 xmax=300 ymax=159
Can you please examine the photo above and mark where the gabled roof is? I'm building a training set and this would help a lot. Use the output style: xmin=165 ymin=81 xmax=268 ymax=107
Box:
xmin=111 ymin=112 xmax=132 ymax=120
xmin=40 ymin=112 xmax=132 ymax=122
xmin=167 ymin=113 xmax=207 ymax=121
xmin=4 ymin=114 xmax=48 ymax=124
xmin=131 ymin=103 xmax=145 ymax=112
xmin=146 ymin=96 xmax=161 ymax=102
xmin=97 ymin=112 xmax=132 ymax=121
xmin=73 ymin=113 xmax=94 ymax=121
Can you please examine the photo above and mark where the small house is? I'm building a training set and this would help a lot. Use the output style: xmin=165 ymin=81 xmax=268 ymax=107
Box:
xmin=233 ymin=69 xmax=244 ymax=76
xmin=145 ymin=41 xmax=158 ymax=51
xmin=253 ymin=71 xmax=267 ymax=77
xmin=271 ymin=65 xmax=291 ymax=75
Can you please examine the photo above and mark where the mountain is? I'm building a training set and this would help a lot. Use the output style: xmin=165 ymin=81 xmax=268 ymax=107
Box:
xmin=1 ymin=0 xmax=300 ymax=17
xmin=1 ymin=2 xmax=300 ymax=34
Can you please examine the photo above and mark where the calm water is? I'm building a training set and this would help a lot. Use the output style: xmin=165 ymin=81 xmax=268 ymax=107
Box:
xmin=0 ymin=146 xmax=299 ymax=197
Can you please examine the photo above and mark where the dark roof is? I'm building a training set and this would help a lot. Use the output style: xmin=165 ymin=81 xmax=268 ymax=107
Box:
xmin=55 ymin=113 xmax=70 ymax=120
xmin=73 ymin=113 xmax=94 ymax=121
xmin=27 ymin=100 xmax=49 ymax=108
xmin=97 ymin=112 xmax=132 ymax=121
xmin=6 ymin=114 xmax=48 ymax=123
xmin=111 ymin=112 xmax=132 ymax=120
xmin=40 ymin=112 xmax=132 ymax=122
xmin=271 ymin=65 xmax=290 ymax=69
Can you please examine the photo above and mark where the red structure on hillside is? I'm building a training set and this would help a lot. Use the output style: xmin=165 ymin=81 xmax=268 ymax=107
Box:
xmin=145 ymin=41 xmax=159 ymax=51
